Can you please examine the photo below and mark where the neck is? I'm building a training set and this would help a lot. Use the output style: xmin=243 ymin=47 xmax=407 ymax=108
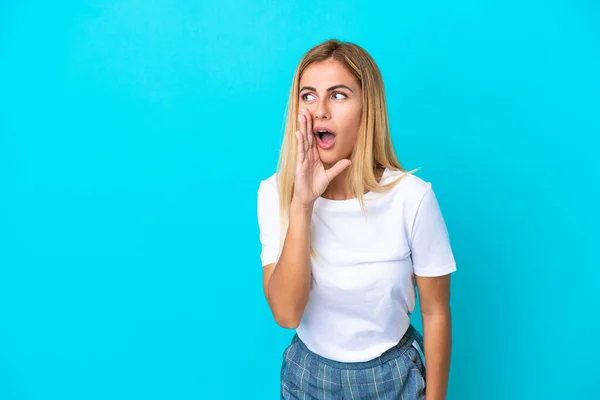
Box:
xmin=321 ymin=165 xmax=385 ymax=201
xmin=321 ymin=167 xmax=351 ymax=200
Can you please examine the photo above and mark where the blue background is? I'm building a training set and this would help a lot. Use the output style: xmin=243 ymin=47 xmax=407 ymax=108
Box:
xmin=1 ymin=0 xmax=599 ymax=399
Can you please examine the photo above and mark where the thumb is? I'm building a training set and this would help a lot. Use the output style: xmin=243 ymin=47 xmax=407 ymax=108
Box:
xmin=326 ymin=159 xmax=351 ymax=181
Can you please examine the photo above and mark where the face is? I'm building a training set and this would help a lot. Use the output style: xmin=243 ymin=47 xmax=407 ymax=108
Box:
xmin=298 ymin=59 xmax=363 ymax=167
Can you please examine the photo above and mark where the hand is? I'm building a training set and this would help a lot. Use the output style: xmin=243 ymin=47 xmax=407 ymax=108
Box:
xmin=292 ymin=108 xmax=351 ymax=207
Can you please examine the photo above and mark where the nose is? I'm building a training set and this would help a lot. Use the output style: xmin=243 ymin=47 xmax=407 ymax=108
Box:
xmin=314 ymin=100 xmax=330 ymax=120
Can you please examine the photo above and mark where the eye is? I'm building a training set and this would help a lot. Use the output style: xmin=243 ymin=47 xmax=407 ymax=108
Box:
xmin=301 ymin=93 xmax=316 ymax=102
xmin=332 ymin=92 xmax=347 ymax=100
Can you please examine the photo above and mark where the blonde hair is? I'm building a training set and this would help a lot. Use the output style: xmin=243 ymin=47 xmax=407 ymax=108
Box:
xmin=276 ymin=39 xmax=419 ymax=251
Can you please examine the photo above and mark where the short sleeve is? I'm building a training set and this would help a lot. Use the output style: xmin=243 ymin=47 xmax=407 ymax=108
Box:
xmin=257 ymin=179 xmax=281 ymax=266
xmin=409 ymin=182 xmax=457 ymax=277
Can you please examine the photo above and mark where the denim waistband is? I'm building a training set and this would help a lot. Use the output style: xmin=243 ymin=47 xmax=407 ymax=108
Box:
xmin=291 ymin=324 xmax=424 ymax=370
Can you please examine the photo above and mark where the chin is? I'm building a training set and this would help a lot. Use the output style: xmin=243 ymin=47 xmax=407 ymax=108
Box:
xmin=318 ymin=153 xmax=339 ymax=167
xmin=320 ymin=154 xmax=349 ymax=169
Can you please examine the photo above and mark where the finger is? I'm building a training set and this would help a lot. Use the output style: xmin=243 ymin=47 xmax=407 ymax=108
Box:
xmin=306 ymin=109 xmax=320 ymax=160
xmin=326 ymin=159 xmax=352 ymax=181
xmin=305 ymin=108 xmax=314 ymax=150
xmin=302 ymin=109 xmax=310 ymax=157
xmin=298 ymin=111 xmax=308 ymax=158
xmin=295 ymin=130 xmax=305 ymax=163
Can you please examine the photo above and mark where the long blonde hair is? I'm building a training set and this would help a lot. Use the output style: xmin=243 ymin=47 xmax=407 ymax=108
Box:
xmin=276 ymin=39 xmax=419 ymax=249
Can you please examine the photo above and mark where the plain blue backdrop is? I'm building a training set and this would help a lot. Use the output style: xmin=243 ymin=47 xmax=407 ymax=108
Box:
xmin=1 ymin=0 xmax=599 ymax=399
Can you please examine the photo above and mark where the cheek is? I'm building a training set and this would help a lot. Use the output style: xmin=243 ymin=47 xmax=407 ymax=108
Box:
xmin=339 ymin=108 xmax=362 ymax=138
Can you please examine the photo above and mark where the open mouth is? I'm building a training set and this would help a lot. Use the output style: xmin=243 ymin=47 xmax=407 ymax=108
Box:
xmin=314 ymin=128 xmax=336 ymax=146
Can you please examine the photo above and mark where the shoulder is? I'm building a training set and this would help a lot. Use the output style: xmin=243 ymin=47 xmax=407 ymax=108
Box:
xmin=382 ymin=168 xmax=432 ymax=204
xmin=257 ymin=172 xmax=279 ymax=200
xmin=257 ymin=172 xmax=281 ymax=225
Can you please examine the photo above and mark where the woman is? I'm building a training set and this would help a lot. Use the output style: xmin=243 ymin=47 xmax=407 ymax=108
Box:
xmin=257 ymin=39 xmax=456 ymax=399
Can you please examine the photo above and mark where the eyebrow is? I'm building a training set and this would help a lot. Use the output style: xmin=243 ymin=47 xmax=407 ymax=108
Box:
xmin=299 ymin=84 xmax=354 ymax=93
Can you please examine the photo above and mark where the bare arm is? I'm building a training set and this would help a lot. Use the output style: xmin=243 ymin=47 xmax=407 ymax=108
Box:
xmin=415 ymin=274 xmax=452 ymax=400
xmin=262 ymin=108 xmax=350 ymax=329
xmin=262 ymin=201 xmax=313 ymax=328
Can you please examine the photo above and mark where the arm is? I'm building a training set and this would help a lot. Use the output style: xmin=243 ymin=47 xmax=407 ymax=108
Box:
xmin=409 ymin=182 xmax=456 ymax=399
xmin=415 ymin=274 xmax=452 ymax=400
xmin=259 ymin=107 xmax=351 ymax=329
xmin=262 ymin=200 xmax=313 ymax=329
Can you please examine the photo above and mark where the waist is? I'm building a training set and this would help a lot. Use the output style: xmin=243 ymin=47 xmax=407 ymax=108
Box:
xmin=293 ymin=323 xmax=422 ymax=367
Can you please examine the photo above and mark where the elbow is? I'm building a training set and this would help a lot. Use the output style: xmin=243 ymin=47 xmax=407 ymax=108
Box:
xmin=271 ymin=307 xmax=302 ymax=329
xmin=421 ymin=304 xmax=452 ymax=320
xmin=275 ymin=315 xmax=301 ymax=329
xmin=267 ymin=289 xmax=306 ymax=329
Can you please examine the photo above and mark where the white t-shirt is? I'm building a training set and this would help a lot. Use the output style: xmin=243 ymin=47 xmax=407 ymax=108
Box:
xmin=257 ymin=168 xmax=456 ymax=362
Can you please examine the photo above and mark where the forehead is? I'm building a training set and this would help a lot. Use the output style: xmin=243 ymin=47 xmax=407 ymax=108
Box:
xmin=299 ymin=59 xmax=359 ymax=88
